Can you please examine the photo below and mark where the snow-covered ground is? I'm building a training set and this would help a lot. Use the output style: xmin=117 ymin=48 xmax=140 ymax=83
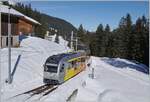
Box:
xmin=0 ymin=36 xmax=70 ymax=102
xmin=76 ymin=57 xmax=150 ymax=102
xmin=0 ymin=37 xmax=150 ymax=102
xmin=45 ymin=34 xmax=69 ymax=49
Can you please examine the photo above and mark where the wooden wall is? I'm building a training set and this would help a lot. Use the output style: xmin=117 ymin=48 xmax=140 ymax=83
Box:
xmin=18 ymin=19 xmax=34 ymax=35
xmin=1 ymin=14 xmax=36 ymax=48
xmin=1 ymin=14 xmax=18 ymax=35
xmin=1 ymin=14 xmax=35 ymax=36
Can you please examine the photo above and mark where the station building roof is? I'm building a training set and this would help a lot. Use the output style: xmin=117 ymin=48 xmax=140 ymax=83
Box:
xmin=0 ymin=5 xmax=41 ymax=25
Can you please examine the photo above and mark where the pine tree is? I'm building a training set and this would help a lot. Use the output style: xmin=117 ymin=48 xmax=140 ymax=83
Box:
xmin=116 ymin=13 xmax=133 ymax=59
xmin=77 ymin=24 xmax=85 ymax=42
xmin=126 ymin=13 xmax=133 ymax=59
xmin=119 ymin=17 xmax=126 ymax=29
xmin=105 ymin=24 xmax=110 ymax=32
xmin=117 ymin=16 xmax=128 ymax=58
xmin=95 ymin=24 xmax=105 ymax=56
xmin=140 ymin=16 xmax=149 ymax=66
xmin=132 ymin=17 xmax=148 ymax=65
xmin=144 ymin=17 xmax=149 ymax=66
xmin=126 ymin=13 xmax=132 ymax=30
xmin=104 ymin=24 xmax=111 ymax=57
xmin=96 ymin=24 xmax=103 ymax=34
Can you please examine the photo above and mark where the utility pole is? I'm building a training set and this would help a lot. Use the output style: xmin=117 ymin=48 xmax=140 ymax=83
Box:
xmin=7 ymin=5 xmax=12 ymax=84
xmin=91 ymin=68 xmax=94 ymax=79
xmin=64 ymin=35 xmax=68 ymax=52
xmin=0 ymin=2 xmax=2 ymax=102
xmin=0 ymin=3 xmax=1 ymax=48
xmin=70 ymin=31 xmax=74 ymax=51
xmin=75 ymin=37 xmax=78 ymax=51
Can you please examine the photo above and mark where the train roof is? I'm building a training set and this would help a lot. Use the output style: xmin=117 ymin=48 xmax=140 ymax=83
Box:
xmin=45 ymin=52 xmax=85 ymax=64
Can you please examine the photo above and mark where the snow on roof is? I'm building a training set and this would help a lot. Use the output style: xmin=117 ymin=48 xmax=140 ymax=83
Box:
xmin=0 ymin=5 xmax=41 ymax=25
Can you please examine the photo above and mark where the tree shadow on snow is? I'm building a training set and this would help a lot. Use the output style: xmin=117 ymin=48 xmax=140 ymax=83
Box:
xmin=101 ymin=58 xmax=149 ymax=74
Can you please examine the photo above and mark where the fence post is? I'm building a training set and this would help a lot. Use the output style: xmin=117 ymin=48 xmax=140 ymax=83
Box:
xmin=91 ymin=68 xmax=94 ymax=79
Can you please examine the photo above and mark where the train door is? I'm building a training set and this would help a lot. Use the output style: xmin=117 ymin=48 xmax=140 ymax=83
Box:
xmin=64 ymin=62 xmax=74 ymax=81
xmin=59 ymin=62 xmax=67 ymax=83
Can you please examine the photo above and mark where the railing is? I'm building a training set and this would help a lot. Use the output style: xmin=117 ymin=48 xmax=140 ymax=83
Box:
xmin=45 ymin=36 xmax=53 ymax=41
xmin=0 ymin=35 xmax=19 ymax=48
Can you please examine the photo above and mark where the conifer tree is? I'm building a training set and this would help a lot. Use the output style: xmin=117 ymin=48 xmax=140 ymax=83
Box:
xmin=126 ymin=13 xmax=133 ymax=59
xmin=104 ymin=24 xmax=111 ymax=57
xmin=96 ymin=24 xmax=105 ymax=56
xmin=77 ymin=24 xmax=85 ymax=42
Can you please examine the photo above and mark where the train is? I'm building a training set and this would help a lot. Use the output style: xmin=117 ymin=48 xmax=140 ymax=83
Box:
xmin=43 ymin=51 xmax=87 ymax=85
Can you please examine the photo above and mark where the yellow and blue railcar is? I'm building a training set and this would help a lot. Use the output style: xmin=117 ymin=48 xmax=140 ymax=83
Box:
xmin=43 ymin=52 xmax=86 ymax=84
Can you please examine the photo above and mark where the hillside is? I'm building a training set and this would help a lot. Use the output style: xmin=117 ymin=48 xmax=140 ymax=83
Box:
xmin=40 ymin=13 xmax=77 ymax=39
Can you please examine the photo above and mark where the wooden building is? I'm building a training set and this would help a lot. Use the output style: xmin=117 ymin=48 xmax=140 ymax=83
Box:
xmin=0 ymin=5 xmax=40 ymax=48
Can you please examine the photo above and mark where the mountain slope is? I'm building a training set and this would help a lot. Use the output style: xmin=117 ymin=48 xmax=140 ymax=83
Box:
xmin=40 ymin=13 xmax=77 ymax=39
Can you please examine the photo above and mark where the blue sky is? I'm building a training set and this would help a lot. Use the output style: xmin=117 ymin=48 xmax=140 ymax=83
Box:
xmin=22 ymin=1 xmax=149 ymax=31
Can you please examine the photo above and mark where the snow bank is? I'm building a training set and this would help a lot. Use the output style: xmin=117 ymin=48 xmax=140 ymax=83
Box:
xmin=75 ymin=56 xmax=150 ymax=102
xmin=45 ymin=34 xmax=70 ymax=50
xmin=1 ymin=37 xmax=70 ymax=101
xmin=20 ymin=37 xmax=70 ymax=56
xmin=58 ymin=36 xmax=69 ymax=47
xmin=46 ymin=34 xmax=56 ymax=42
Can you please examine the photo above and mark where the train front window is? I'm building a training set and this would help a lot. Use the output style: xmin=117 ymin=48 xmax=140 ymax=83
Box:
xmin=46 ymin=65 xmax=58 ymax=73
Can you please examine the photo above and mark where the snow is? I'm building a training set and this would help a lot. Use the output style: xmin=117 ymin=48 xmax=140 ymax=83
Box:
xmin=101 ymin=57 xmax=149 ymax=74
xmin=76 ymin=57 xmax=150 ymax=102
xmin=45 ymin=34 xmax=70 ymax=50
xmin=0 ymin=36 xmax=71 ymax=102
xmin=47 ymin=34 xmax=56 ymax=42
xmin=47 ymin=34 xmax=68 ymax=45
xmin=59 ymin=36 xmax=69 ymax=47
xmin=0 ymin=5 xmax=40 ymax=25
xmin=0 ymin=37 xmax=150 ymax=102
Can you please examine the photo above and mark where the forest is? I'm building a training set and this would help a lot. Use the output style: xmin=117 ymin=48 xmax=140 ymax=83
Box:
xmin=77 ymin=14 xmax=149 ymax=66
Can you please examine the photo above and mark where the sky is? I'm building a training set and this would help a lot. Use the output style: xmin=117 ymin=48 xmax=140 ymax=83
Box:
xmin=22 ymin=1 xmax=149 ymax=31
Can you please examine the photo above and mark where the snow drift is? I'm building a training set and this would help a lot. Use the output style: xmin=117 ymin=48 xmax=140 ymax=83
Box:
xmin=0 ymin=37 xmax=70 ymax=101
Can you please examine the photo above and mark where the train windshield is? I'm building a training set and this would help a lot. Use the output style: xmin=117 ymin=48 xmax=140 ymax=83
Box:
xmin=46 ymin=65 xmax=58 ymax=73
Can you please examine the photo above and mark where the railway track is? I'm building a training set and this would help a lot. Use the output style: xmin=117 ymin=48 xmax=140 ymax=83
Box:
xmin=10 ymin=84 xmax=58 ymax=101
